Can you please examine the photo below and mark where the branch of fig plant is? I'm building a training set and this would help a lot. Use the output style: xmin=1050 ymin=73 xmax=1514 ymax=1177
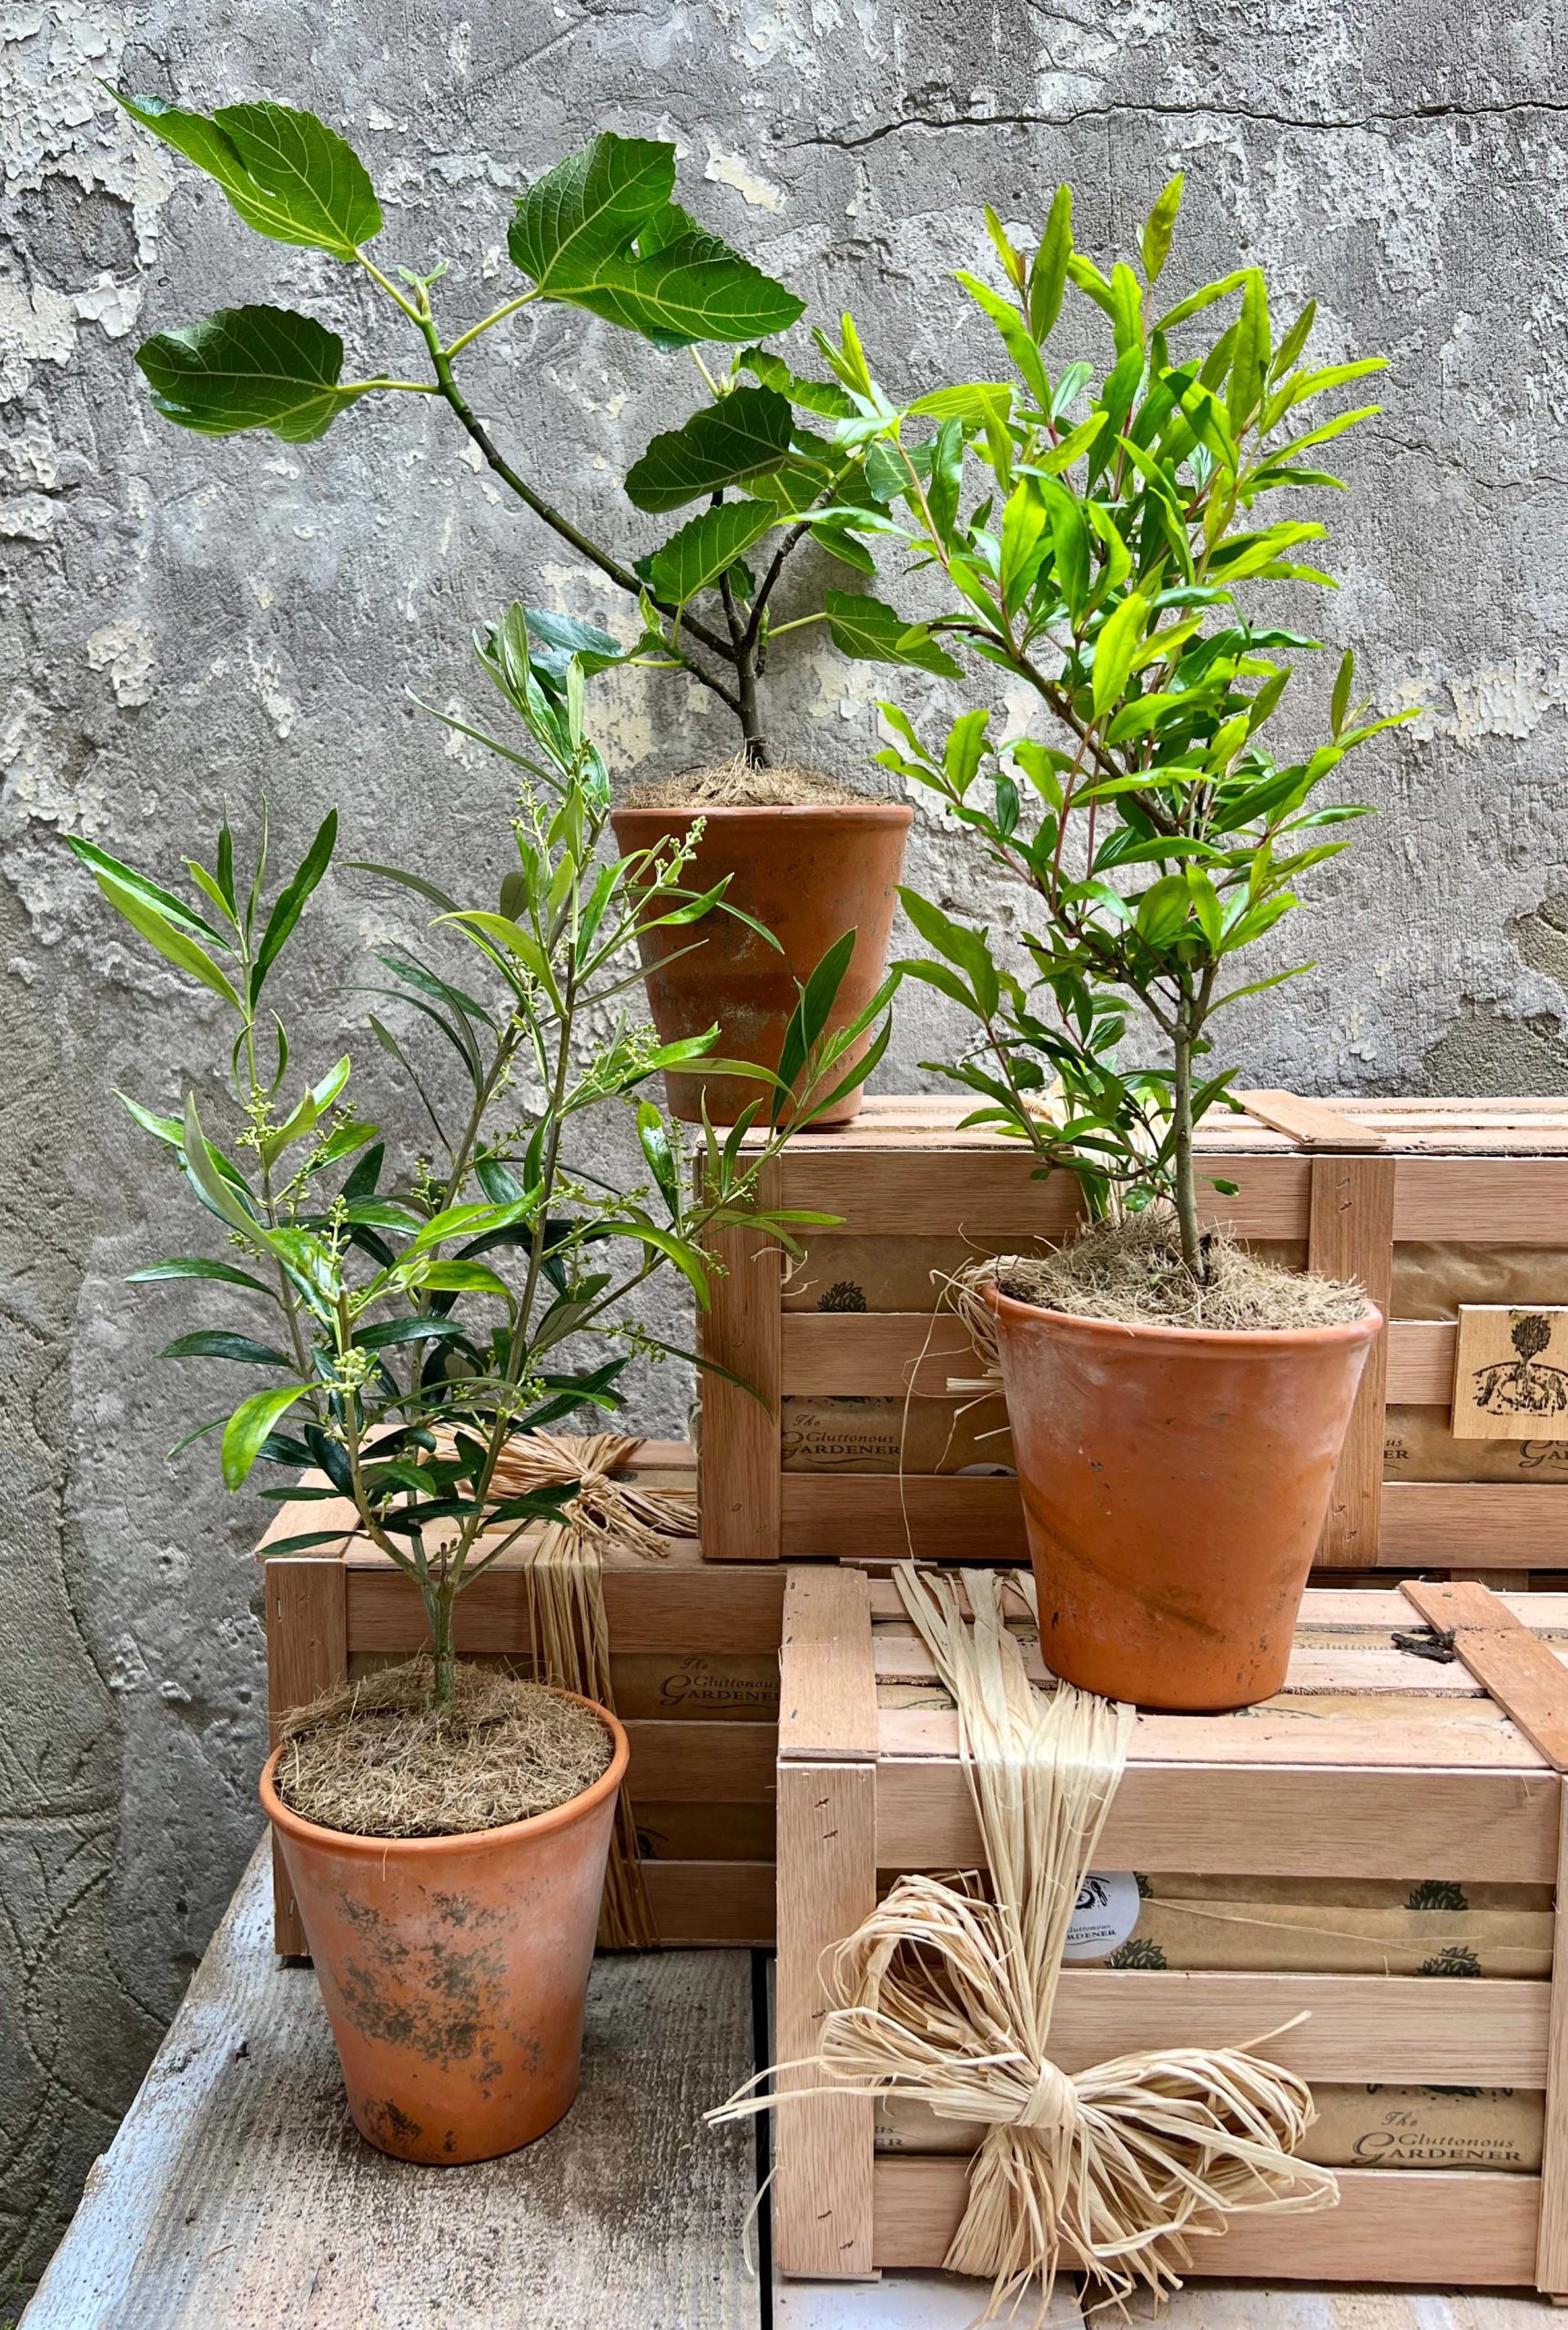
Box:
xmin=362 ymin=268 xmax=744 ymax=692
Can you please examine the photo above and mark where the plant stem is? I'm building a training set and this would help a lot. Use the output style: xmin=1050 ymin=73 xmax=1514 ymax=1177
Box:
xmin=412 ymin=325 xmax=744 ymax=692
xmin=1171 ymin=986 xmax=1203 ymax=1283
xmin=428 ymin=1581 xmax=456 ymax=1708
xmin=717 ymin=568 xmax=769 ymax=765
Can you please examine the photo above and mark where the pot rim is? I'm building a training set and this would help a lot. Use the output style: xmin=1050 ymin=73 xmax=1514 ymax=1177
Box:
xmin=610 ymin=800 xmax=914 ymax=827
xmin=984 ymin=1277 xmax=1384 ymax=1350
xmin=259 ymin=1686 xmax=630 ymax=1858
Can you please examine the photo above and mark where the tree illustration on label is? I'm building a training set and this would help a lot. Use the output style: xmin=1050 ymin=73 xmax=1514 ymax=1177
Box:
xmin=1472 ymin=1313 xmax=1568 ymax=1418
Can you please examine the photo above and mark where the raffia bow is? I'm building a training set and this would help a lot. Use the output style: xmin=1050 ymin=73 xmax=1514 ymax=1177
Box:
xmin=714 ymin=1567 xmax=1337 ymax=2316
xmin=487 ymin=1432 xmax=695 ymax=1947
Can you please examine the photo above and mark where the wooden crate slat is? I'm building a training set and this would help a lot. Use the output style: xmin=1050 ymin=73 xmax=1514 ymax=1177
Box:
xmin=1393 ymin=1159 xmax=1568 ymax=1239
xmin=774 ymin=1149 xmax=1312 ymax=1239
xmin=1233 ymin=1089 xmax=1386 ymax=1150
xmin=1401 ymin=1578 xmax=1568 ymax=1768
xmin=342 ymin=1556 xmax=786 ymax=1653
xmin=264 ymin=1560 xmax=348 ymax=1956
xmin=697 ymin=1179 xmax=783 ymax=1562
xmin=1309 ymin=1154 xmax=1396 ymax=1567
xmin=1377 ymin=1484 xmax=1568 ymax=1564
xmin=785 ymin=1309 xmax=1456 ymax=1405
xmin=868 ymin=2158 xmax=1541 ymax=2283
xmin=1047 ymin=1969 xmax=1549 ymax=2083
xmin=878 ymin=1699 xmax=1546 ymax=1771
xmin=779 ymin=1568 xmax=878 ymax=1761
xmin=1386 ymin=1318 xmax=1454 ymax=1402
xmin=874 ymin=1758 xmax=1562 ymax=1879
xmin=781 ymin=1312 xmax=985 ymax=1398
xmin=873 ymin=1627 xmax=1535 ymax=1698
xmin=782 ymin=1473 xmax=1027 ymax=1560
xmin=637 ymin=1859 xmax=774 ymax=1946
xmin=623 ymin=1722 xmax=776 ymax=1803
xmin=1536 ymin=1784 xmax=1568 ymax=2296
xmin=774 ymin=1762 xmax=876 ymax=2275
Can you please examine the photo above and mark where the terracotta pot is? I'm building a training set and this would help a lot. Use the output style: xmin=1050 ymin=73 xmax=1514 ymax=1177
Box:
xmin=609 ymin=801 xmax=913 ymax=1127
xmin=260 ymin=1691 xmax=628 ymax=2163
xmin=986 ymin=1285 xmax=1382 ymax=1712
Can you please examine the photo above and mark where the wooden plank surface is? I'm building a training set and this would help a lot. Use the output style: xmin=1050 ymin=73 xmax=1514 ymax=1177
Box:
xmin=1379 ymin=1484 xmax=1568 ymax=1565
xmin=779 ymin=1567 xmax=878 ymax=1760
xmin=774 ymin=1761 xmax=877 ymax=2278
xmin=775 ymin=1148 xmax=1311 ymax=1239
xmin=1538 ymin=1782 xmax=1568 ymax=2298
xmin=878 ymin=1697 xmax=1548 ymax=1770
xmin=875 ymin=1759 xmax=1562 ymax=1880
xmin=788 ymin=1311 xmax=1451 ymax=1404
xmin=343 ymin=1552 xmax=787 ymax=1653
xmin=23 ymin=1845 xmax=762 ymax=2330
xmin=264 ymin=1560 xmax=347 ymax=1956
xmin=871 ymin=2158 xmax=1541 ymax=2284
xmin=1235 ymin=1089 xmax=1387 ymax=1150
xmin=783 ymin=1472 xmax=1027 ymax=1560
xmin=1047 ymin=1969 xmax=1550 ymax=2083
xmin=1402 ymin=1581 xmax=1568 ymax=1770
xmin=698 ymin=1193 xmax=783 ymax=1561
xmin=1393 ymin=1160 xmax=1568 ymax=1240
xmin=639 ymin=1859 xmax=775 ymax=1947
xmin=1310 ymin=1153 xmax=1396 ymax=1566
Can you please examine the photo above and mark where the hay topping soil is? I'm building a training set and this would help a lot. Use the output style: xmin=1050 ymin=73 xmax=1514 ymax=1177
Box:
xmin=990 ymin=1213 xmax=1370 ymax=1332
xmin=276 ymin=1657 xmax=612 ymax=1839
xmin=622 ymin=752 xmax=867 ymax=809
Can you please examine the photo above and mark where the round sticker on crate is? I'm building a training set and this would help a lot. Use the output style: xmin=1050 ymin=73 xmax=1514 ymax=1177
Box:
xmin=1062 ymin=1871 xmax=1141 ymax=1960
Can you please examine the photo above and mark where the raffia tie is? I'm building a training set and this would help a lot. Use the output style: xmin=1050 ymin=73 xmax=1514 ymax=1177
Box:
xmin=487 ymin=1432 xmax=695 ymax=1949
xmin=714 ymin=1567 xmax=1338 ymax=2317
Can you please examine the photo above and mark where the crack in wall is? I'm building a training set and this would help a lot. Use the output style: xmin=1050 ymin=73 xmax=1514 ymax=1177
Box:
xmin=799 ymin=94 xmax=1568 ymax=150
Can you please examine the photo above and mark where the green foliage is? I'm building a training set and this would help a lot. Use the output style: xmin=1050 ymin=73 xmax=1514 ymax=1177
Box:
xmin=76 ymin=617 xmax=890 ymax=1699
xmin=837 ymin=178 xmax=1412 ymax=1277
xmin=138 ymin=306 xmax=367 ymax=443
xmin=112 ymin=94 xmax=937 ymax=761
xmin=113 ymin=94 xmax=381 ymax=257
xmin=624 ymin=385 xmax=794 ymax=511
xmin=508 ymin=135 xmax=804 ymax=348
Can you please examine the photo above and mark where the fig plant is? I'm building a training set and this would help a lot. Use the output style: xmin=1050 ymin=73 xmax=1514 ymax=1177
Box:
xmin=831 ymin=177 xmax=1411 ymax=1280
xmin=112 ymin=93 xmax=959 ymax=763
xmin=73 ymin=613 xmax=887 ymax=1701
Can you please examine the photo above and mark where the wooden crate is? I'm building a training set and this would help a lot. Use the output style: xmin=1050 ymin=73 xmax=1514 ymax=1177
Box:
xmin=774 ymin=1567 xmax=1568 ymax=2293
xmin=258 ymin=1444 xmax=782 ymax=1955
xmin=699 ymin=1091 xmax=1568 ymax=1570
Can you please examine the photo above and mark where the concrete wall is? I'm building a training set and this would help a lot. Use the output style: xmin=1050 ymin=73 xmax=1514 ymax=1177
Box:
xmin=4 ymin=0 xmax=1566 ymax=2284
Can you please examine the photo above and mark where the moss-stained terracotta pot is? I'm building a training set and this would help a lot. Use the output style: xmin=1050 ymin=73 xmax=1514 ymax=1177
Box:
xmin=986 ymin=1285 xmax=1381 ymax=1712
xmin=609 ymin=801 xmax=913 ymax=1127
xmin=261 ymin=1693 xmax=629 ymax=2163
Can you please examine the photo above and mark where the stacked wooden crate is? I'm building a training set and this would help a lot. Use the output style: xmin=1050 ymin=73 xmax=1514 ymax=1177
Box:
xmin=773 ymin=1568 xmax=1568 ymax=2293
xmin=258 ymin=1445 xmax=781 ymax=1953
xmin=700 ymin=1092 xmax=1568 ymax=1576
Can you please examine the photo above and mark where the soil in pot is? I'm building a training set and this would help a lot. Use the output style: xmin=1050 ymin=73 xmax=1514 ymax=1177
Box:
xmin=982 ymin=1218 xmax=1381 ymax=1714
xmin=612 ymin=755 xmax=912 ymax=1129
xmin=263 ymin=1659 xmax=627 ymax=2164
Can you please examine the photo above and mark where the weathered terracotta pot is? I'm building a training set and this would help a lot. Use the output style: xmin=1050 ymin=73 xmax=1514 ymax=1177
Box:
xmin=609 ymin=801 xmax=913 ymax=1127
xmin=261 ymin=1692 xmax=628 ymax=2163
xmin=986 ymin=1285 xmax=1381 ymax=1712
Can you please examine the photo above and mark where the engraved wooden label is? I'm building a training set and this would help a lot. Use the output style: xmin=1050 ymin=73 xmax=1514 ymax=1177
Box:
xmin=1452 ymin=1304 xmax=1568 ymax=1440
